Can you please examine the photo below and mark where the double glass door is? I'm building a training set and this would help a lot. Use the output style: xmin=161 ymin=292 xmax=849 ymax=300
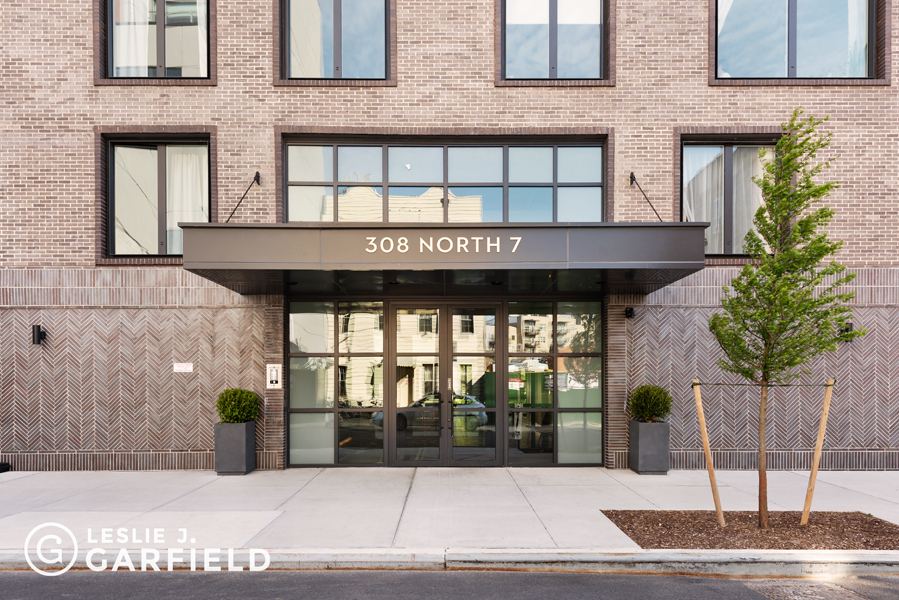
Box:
xmin=391 ymin=304 xmax=500 ymax=466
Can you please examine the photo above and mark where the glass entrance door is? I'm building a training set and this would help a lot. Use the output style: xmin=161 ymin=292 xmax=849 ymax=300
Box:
xmin=390 ymin=304 xmax=500 ymax=466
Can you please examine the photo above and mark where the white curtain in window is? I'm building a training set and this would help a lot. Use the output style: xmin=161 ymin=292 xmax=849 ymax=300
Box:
xmin=197 ymin=0 xmax=208 ymax=77
xmin=166 ymin=146 xmax=208 ymax=254
xmin=733 ymin=146 xmax=773 ymax=254
xmin=114 ymin=0 xmax=153 ymax=77
xmin=683 ymin=147 xmax=724 ymax=254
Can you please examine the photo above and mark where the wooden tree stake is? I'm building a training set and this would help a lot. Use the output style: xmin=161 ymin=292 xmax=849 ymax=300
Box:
xmin=693 ymin=379 xmax=725 ymax=527
xmin=801 ymin=378 xmax=835 ymax=526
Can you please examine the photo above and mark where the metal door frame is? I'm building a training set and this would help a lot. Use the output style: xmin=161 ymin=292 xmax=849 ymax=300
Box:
xmin=387 ymin=301 xmax=503 ymax=467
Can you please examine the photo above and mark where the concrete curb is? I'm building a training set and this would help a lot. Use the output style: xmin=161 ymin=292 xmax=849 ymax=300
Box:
xmin=3 ymin=548 xmax=899 ymax=576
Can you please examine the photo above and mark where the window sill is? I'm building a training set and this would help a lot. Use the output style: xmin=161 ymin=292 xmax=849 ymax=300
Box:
xmin=97 ymin=257 xmax=184 ymax=266
xmin=495 ymin=78 xmax=614 ymax=87
xmin=710 ymin=77 xmax=890 ymax=86
xmin=94 ymin=77 xmax=216 ymax=87
xmin=274 ymin=78 xmax=397 ymax=87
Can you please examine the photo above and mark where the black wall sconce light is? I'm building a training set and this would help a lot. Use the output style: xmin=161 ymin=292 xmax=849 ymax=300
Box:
xmin=624 ymin=308 xmax=636 ymax=319
xmin=32 ymin=325 xmax=46 ymax=345
xmin=840 ymin=322 xmax=854 ymax=341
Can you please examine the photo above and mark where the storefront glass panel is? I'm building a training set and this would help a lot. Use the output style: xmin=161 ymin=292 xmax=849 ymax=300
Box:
xmin=557 ymin=301 xmax=601 ymax=353
xmin=508 ymin=357 xmax=554 ymax=408
xmin=289 ymin=301 xmax=334 ymax=353
xmin=558 ymin=412 xmax=602 ymax=463
xmin=289 ymin=413 xmax=335 ymax=464
xmin=452 ymin=411 xmax=497 ymax=461
xmin=338 ymin=301 xmax=384 ymax=353
xmin=557 ymin=356 xmax=602 ymax=408
xmin=338 ymin=412 xmax=384 ymax=464
xmin=289 ymin=356 xmax=335 ymax=409
xmin=509 ymin=412 xmax=554 ymax=465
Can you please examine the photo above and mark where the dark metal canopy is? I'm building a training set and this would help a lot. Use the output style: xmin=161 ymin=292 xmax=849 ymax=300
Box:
xmin=181 ymin=223 xmax=708 ymax=296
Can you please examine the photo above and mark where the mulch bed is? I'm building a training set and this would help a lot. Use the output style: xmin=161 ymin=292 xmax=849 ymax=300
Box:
xmin=602 ymin=510 xmax=899 ymax=550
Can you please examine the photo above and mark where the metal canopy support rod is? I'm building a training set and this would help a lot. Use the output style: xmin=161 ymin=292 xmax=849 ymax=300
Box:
xmin=226 ymin=172 xmax=261 ymax=223
xmin=629 ymin=173 xmax=663 ymax=222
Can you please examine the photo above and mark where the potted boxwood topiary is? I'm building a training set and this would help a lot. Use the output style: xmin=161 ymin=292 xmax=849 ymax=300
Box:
xmin=214 ymin=388 xmax=261 ymax=475
xmin=628 ymin=385 xmax=672 ymax=475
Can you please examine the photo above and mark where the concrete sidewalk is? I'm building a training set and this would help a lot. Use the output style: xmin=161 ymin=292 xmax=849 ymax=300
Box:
xmin=2 ymin=468 xmax=898 ymax=575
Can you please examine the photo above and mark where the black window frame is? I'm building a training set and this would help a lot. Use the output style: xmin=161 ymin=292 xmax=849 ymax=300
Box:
xmin=106 ymin=0 xmax=213 ymax=80
xmin=714 ymin=0 xmax=877 ymax=80
xmin=501 ymin=0 xmax=607 ymax=80
xmin=282 ymin=0 xmax=390 ymax=81
xmin=680 ymin=141 xmax=777 ymax=256
xmin=283 ymin=138 xmax=606 ymax=225
xmin=107 ymin=139 xmax=211 ymax=257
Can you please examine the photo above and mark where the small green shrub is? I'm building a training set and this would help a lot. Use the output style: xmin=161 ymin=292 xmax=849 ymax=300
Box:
xmin=628 ymin=385 xmax=672 ymax=423
xmin=216 ymin=388 xmax=261 ymax=424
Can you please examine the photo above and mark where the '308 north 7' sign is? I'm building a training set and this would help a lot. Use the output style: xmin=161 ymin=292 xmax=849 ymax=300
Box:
xmin=364 ymin=235 xmax=523 ymax=254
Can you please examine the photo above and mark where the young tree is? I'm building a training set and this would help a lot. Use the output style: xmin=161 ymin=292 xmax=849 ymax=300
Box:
xmin=708 ymin=109 xmax=864 ymax=529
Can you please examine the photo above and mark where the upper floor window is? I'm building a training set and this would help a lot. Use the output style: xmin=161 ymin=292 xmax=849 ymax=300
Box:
xmin=285 ymin=141 xmax=604 ymax=223
xmin=110 ymin=142 xmax=209 ymax=255
xmin=682 ymin=144 xmax=774 ymax=254
xmin=503 ymin=0 xmax=604 ymax=80
xmin=286 ymin=0 xmax=387 ymax=79
xmin=110 ymin=0 xmax=209 ymax=78
xmin=717 ymin=0 xmax=872 ymax=78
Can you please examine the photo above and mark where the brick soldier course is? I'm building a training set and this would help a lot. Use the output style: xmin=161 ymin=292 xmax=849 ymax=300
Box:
xmin=1 ymin=0 xmax=897 ymax=470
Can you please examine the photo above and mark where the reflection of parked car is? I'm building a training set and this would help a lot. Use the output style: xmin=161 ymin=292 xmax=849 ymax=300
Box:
xmin=371 ymin=394 xmax=488 ymax=432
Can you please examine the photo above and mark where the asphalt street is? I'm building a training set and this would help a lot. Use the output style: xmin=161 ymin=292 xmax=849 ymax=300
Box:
xmin=1 ymin=571 xmax=898 ymax=600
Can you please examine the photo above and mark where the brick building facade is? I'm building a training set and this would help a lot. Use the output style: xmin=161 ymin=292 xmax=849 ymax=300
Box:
xmin=1 ymin=0 xmax=896 ymax=470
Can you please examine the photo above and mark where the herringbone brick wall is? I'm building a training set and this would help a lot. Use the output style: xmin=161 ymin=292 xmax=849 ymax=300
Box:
xmin=607 ymin=266 xmax=899 ymax=470
xmin=0 ymin=268 xmax=284 ymax=471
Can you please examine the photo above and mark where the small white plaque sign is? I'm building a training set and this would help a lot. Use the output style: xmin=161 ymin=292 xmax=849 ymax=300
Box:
xmin=173 ymin=363 xmax=193 ymax=373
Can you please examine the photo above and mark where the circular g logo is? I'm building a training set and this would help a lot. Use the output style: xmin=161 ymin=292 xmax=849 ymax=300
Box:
xmin=24 ymin=523 xmax=78 ymax=576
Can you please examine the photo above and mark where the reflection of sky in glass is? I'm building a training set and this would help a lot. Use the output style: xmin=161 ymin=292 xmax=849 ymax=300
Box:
xmin=717 ymin=0 xmax=787 ymax=77
xmin=388 ymin=147 xmax=443 ymax=182
xmin=509 ymin=147 xmax=553 ymax=182
xmin=448 ymin=148 xmax=502 ymax=182
xmin=797 ymin=0 xmax=867 ymax=77
xmin=506 ymin=25 xmax=549 ymax=78
xmin=509 ymin=187 xmax=553 ymax=222
xmin=288 ymin=145 xmax=333 ymax=181
xmin=558 ymin=25 xmax=601 ymax=78
xmin=289 ymin=0 xmax=333 ymax=77
xmin=558 ymin=187 xmax=602 ymax=222
xmin=338 ymin=146 xmax=382 ymax=182
xmin=449 ymin=187 xmax=503 ymax=222
xmin=558 ymin=147 xmax=602 ymax=182
xmin=341 ymin=0 xmax=385 ymax=78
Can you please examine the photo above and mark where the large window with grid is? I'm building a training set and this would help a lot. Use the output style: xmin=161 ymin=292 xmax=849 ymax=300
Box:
xmin=682 ymin=143 xmax=775 ymax=255
xmin=285 ymin=142 xmax=604 ymax=223
xmin=716 ymin=0 xmax=874 ymax=79
xmin=284 ymin=0 xmax=388 ymax=79
xmin=508 ymin=301 xmax=602 ymax=466
xmin=109 ymin=0 xmax=209 ymax=78
xmin=109 ymin=141 xmax=209 ymax=256
xmin=288 ymin=301 xmax=385 ymax=465
xmin=502 ymin=0 xmax=605 ymax=80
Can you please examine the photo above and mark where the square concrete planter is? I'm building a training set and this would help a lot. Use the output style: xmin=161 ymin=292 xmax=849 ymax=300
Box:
xmin=629 ymin=420 xmax=669 ymax=475
xmin=214 ymin=421 xmax=256 ymax=475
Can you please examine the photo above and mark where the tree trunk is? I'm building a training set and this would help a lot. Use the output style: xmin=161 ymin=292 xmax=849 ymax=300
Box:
xmin=758 ymin=380 xmax=769 ymax=529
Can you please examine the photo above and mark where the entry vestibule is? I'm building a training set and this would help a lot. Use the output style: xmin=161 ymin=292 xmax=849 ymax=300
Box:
xmin=287 ymin=299 xmax=604 ymax=467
